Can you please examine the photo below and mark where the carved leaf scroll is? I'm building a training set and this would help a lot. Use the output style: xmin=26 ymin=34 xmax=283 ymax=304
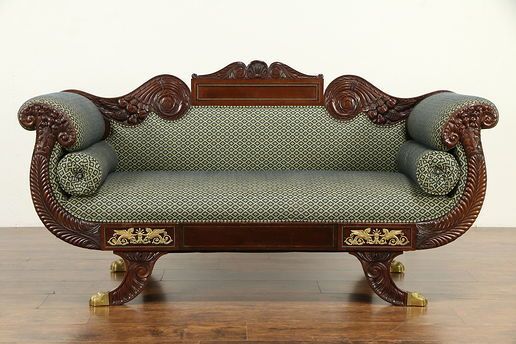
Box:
xmin=351 ymin=251 xmax=407 ymax=306
xmin=109 ymin=251 xmax=164 ymax=305
xmin=192 ymin=60 xmax=322 ymax=80
xmin=324 ymin=75 xmax=447 ymax=125
xmin=68 ymin=75 xmax=191 ymax=125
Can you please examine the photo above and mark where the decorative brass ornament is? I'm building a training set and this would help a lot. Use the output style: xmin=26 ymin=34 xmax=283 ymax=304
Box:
xmin=390 ymin=260 xmax=406 ymax=273
xmin=110 ymin=258 xmax=126 ymax=272
xmin=107 ymin=227 xmax=173 ymax=246
xmin=407 ymin=292 xmax=428 ymax=307
xmin=89 ymin=291 xmax=109 ymax=307
xmin=344 ymin=228 xmax=409 ymax=246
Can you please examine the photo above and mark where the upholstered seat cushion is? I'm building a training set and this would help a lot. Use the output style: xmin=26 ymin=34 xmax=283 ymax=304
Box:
xmin=62 ymin=170 xmax=458 ymax=223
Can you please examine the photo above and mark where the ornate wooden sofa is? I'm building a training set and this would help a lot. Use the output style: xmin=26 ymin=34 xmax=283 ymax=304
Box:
xmin=18 ymin=61 xmax=498 ymax=307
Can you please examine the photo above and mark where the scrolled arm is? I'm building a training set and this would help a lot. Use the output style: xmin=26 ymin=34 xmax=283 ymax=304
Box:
xmin=17 ymin=92 xmax=104 ymax=249
xmin=414 ymin=92 xmax=499 ymax=249
xmin=407 ymin=93 xmax=498 ymax=151
xmin=18 ymin=92 xmax=106 ymax=153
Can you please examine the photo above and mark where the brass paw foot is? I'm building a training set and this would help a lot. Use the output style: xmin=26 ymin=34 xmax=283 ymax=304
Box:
xmin=110 ymin=258 xmax=126 ymax=273
xmin=89 ymin=292 xmax=109 ymax=307
xmin=406 ymin=292 xmax=428 ymax=307
xmin=390 ymin=260 xmax=405 ymax=273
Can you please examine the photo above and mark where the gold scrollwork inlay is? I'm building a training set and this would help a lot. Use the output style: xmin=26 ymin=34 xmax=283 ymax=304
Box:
xmin=107 ymin=227 xmax=173 ymax=246
xmin=344 ymin=228 xmax=409 ymax=246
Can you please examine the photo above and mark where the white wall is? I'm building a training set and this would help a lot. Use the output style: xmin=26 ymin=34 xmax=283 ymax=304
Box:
xmin=1 ymin=0 xmax=515 ymax=227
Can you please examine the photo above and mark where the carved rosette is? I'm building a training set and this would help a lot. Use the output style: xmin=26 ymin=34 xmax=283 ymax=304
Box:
xmin=192 ymin=60 xmax=322 ymax=80
xmin=18 ymin=105 xmax=101 ymax=249
xmin=324 ymin=75 xmax=446 ymax=125
xmin=68 ymin=75 xmax=191 ymax=125
xmin=416 ymin=104 xmax=499 ymax=249
xmin=350 ymin=251 xmax=407 ymax=305
xmin=109 ymin=251 xmax=164 ymax=305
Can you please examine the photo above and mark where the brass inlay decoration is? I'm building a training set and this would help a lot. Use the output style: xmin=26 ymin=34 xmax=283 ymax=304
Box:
xmin=344 ymin=228 xmax=409 ymax=246
xmin=107 ymin=227 xmax=173 ymax=246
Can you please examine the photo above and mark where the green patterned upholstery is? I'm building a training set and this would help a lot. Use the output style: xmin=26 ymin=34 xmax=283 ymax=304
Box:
xmin=107 ymin=107 xmax=407 ymax=171
xmin=397 ymin=141 xmax=460 ymax=196
xmin=19 ymin=92 xmax=105 ymax=151
xmin=57 ymin=141 xmax=118 ymax=196
xmin=407 ymin=93 xmax=497 ymax=151
xmin=32 ymin=102 xmax=471 ymax=224
xmin=62 ymin=170 xmax=461 ymax=223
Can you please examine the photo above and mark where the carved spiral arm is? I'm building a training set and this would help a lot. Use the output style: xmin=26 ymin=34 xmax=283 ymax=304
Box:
xmin=416 ymin=104 xmax=499 ymax=249
xmin=324 ymin=75 xmax=446 ymax=125
xmin=350 ymin=252 xmax=406 ymax=305
xmin=109 ymin=252 xmax=164 ymax=305
xmin=68 ymin=75 xmax=191 ymax=125
xmin=19 ymin=104 xmax=101 ymax=249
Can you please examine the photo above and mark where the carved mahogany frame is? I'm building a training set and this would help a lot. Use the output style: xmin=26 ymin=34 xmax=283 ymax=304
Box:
xmin=18 ymin=61 xmax=498 ymax=306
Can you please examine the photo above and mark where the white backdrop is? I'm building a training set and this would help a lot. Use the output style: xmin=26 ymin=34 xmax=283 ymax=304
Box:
xmin=1 ymin=0 xmax=515 ymax=227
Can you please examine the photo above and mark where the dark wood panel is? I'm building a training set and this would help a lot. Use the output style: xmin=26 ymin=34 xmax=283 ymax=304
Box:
xmin=182 ymin=224 xmax=336 ymax=250
xmin=193 ymin=80 xmax=322 ymax=106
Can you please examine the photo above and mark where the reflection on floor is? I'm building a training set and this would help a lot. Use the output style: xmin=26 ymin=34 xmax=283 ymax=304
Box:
xmin=1 ymin=227 xmax=515 ymax=343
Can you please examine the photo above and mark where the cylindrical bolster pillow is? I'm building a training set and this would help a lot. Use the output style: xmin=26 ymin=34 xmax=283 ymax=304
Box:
xmin=397 ymin=141 xmax=460 ymax=195
xmin=407 ymin=93 xmax=497 ymax=151
xmin=57 ymin=141 xmax=118 ymax=196
xmin=19 ymin=92 xmax=105 ymax=151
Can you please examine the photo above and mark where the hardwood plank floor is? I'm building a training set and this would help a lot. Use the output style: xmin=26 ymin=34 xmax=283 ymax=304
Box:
xmin=1 ymin=227 xmax=515 ymax=343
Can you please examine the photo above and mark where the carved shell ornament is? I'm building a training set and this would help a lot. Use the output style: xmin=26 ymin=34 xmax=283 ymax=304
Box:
xmin=192 ymin=60 xmax=322 ymax=80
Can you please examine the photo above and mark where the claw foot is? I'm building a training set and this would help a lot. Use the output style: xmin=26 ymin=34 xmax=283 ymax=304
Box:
xmin=407 ymin=292 xmax=428 ymax=307
xmin=390 ymin=260 xmax=405 ymax=273
xmin=110 ymin=258 xmax=126 ymax=273
xmin=89 ymin=292 xmax=109 ymax=307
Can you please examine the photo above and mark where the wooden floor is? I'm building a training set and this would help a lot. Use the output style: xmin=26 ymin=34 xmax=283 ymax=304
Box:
xmin=1 ymin=228 xmax=516 ymax=343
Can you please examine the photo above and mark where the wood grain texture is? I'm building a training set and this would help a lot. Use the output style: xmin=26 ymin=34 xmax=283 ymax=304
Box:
xmin=181 ymin=224 xmax=336 ymax=250
xmin=3 ymin=227 xmax=516 ymax=343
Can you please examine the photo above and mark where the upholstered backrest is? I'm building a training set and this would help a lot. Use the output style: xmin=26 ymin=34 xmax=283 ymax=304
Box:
xmin=106 ymin=106 xmax=407 ymax=171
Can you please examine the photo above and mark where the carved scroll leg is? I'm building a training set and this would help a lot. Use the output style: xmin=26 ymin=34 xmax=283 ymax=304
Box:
xmin=390 ymin=259 xmax=405 ymax=273
xmin=350 ymin=252 xmax=427 ymax=307
xmin=90 ymin=251 xmax=165 ymax=307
